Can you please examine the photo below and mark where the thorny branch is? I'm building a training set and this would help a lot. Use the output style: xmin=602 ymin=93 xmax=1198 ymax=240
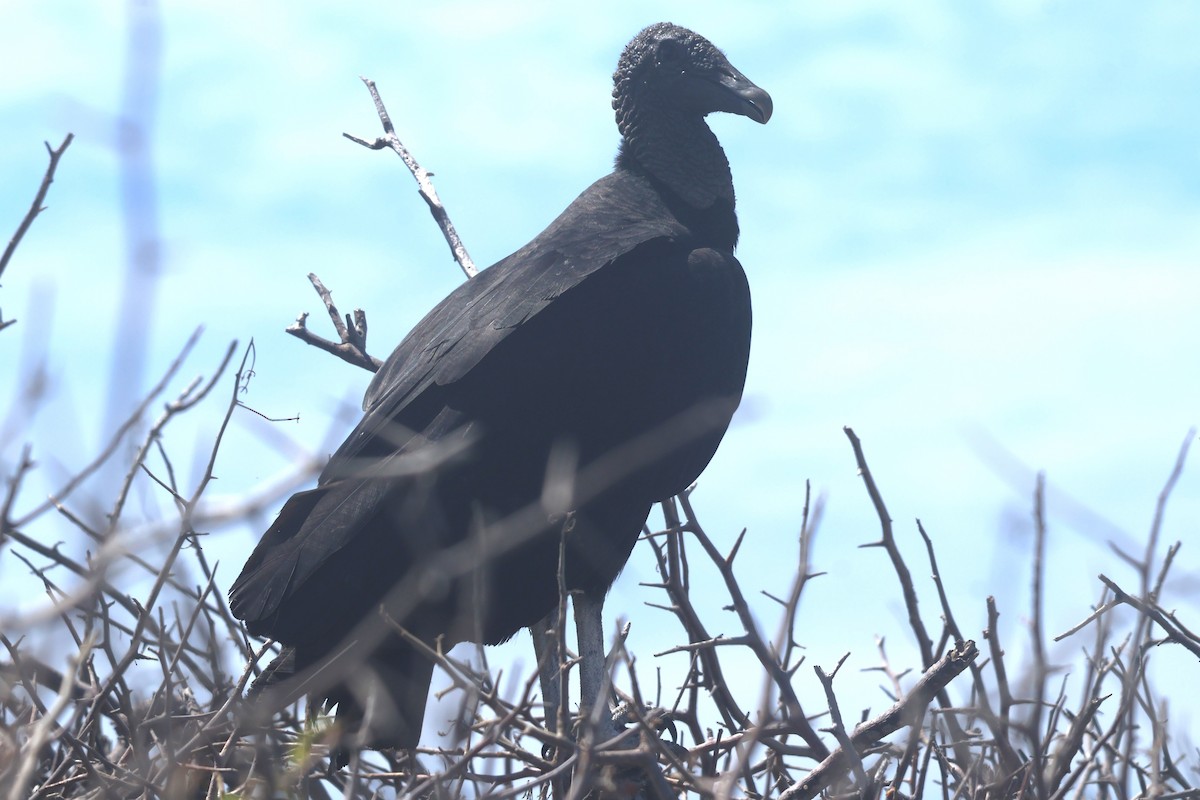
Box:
xmin=843 ymin=426 xmax=974 ymax=767
xmin=4 ymin=85 xmax=1197 ymax=800
xmin=1 ymin=133 xmax=74 ymax=332
xmin=5 ymin=383 xmax=1196 ymax=798
xmin=783 ymin=640 xmax=979 ymax=800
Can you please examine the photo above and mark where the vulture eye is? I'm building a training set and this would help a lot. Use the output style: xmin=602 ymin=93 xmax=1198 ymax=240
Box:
xmin=655 ymin=38 xmax=686 ymax=67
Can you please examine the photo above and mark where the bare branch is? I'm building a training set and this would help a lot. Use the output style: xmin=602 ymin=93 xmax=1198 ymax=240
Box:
xmin=1097 ymin=574 xmax=1200 ymax=659
xmin=781 ymin=640 xmax=979 ymax=800
xmin=6 ymin=633 xmax=95 ymax=800
xmin=345 ymin=76 xmax=477 ymax=278
xmin=1 ymin=134 xmax=74 ymax=331
xmin=285 ymin=81 xmax=482 ymax=376
xmin=285 ymin=273 xmax=383 ymax=372
xmin=843 ymin=426 xmax=934 ymax=666
xmin=11 ymin=327 xmax=203 ymax=528
xmin=843 ymin=427 xmax=973 ymax=767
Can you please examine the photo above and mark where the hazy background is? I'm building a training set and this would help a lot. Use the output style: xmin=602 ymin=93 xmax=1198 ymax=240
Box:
xmin=3 ymin=0 xmax=1197 ymax=739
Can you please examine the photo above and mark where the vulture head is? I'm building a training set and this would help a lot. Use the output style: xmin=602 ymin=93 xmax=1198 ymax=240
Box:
xmin=614 ymin=23 xmax=772 ymax=132
xmin=612 ymin=22 xmax=771 ymax=210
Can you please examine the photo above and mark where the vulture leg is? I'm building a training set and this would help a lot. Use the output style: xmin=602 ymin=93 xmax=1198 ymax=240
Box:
xmin=530 ymin=608 xmax=563 ymax=733
xmin=573 ymin=592 xmax=621 ymax=743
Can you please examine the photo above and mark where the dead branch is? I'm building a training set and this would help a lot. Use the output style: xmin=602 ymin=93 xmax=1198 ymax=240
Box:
xmin=1096 ymin=574 xmax=1200 ymax=659
xmin=843 ymin=426 xmax=974 ymax=767
xmin=285 ymin=79 xmax=480 ymax=374
xmin=284 ymin=273 xmax=382 ymax=372
xmin=842 ymin=426 xmax=934 ymax=666
xmin=344 ymin=76 xmax=476 ymax=278
xmin=780 ymin=640 xmax=979 ymax=800
xmin=10 ymin=327 xmax=203 ymax=529
xmin=0 ymin=134 xmax=74 ymax=332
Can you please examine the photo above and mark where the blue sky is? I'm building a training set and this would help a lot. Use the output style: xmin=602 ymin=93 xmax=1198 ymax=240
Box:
xmin=2 ymin=1 xmax=1198 ymax=737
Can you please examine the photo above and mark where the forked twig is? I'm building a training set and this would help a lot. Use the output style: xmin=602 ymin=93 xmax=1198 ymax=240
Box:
xmin=780 ymin=640 xmax=979 ymax=800
xmin=285 ymin=273 xmax=382 ymax=372
xmin=287 ymin=78 xmax=478 ymax=372
xmin=344 ymin=77 xmax=476 ymax=279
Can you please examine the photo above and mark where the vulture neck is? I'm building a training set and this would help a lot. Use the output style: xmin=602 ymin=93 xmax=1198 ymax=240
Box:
xmin=619 ymin=109 xmax=736 ymax=217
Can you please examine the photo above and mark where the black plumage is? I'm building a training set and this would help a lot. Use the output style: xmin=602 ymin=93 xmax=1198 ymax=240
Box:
xmin=229 ymin=21 xmax=771 ymax=752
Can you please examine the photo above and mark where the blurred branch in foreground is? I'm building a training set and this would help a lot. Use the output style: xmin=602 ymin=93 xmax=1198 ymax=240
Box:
xmin=4 ymin=412 xmax=1195 ymax=797
xmin=0 ymin=134 xmax=74 ymax=333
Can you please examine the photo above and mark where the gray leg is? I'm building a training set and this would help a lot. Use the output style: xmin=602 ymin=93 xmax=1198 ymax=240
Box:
xmin=530 ymin=607 xmax=563 ymax=733
xmin=573 ymin=592 xmax=620 ymax=743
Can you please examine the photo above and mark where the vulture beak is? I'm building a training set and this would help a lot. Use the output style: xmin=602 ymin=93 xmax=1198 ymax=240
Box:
xmin=691 ymin=64 xmax=772 ymax=124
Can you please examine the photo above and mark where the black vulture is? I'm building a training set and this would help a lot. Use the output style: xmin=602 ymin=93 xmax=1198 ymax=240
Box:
xmin=229 ymin=21 xmax=771 ymax=756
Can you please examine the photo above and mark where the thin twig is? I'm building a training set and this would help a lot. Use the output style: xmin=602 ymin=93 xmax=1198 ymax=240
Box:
xmin=1 ymin=134 xmax=74 ymax=331
xmin=344 ymin=77 xmax=477 ymax=278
